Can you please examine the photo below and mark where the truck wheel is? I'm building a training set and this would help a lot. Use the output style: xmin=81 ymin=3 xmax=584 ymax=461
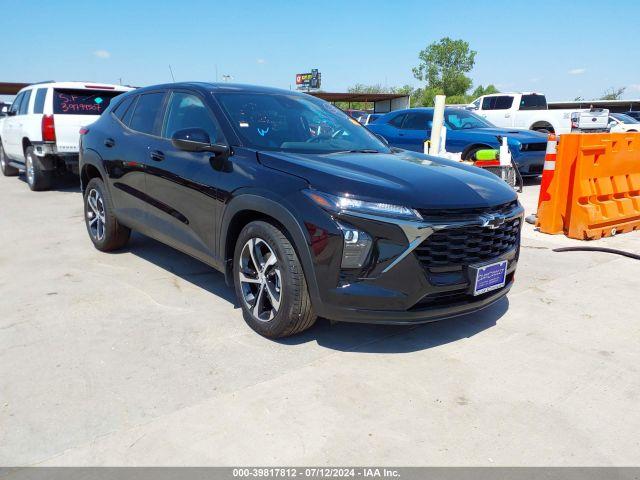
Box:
xmin=24 ymin=146 xmax=53 ymax=191
xmin=0 ymin=143 xmax=18 ymax=176
xmin=234 ymin=221 xmax=316 ymax=338
xmin=83 ymin=177 xmax=131 ymax=251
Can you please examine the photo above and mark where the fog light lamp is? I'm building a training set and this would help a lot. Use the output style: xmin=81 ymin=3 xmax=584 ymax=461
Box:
xmin=337 ymin=222 xmax=372 ymax=269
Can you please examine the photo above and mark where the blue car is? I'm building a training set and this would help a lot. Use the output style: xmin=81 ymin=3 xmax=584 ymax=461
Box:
xmin=366 ymin=107 xmax=548 ymax=176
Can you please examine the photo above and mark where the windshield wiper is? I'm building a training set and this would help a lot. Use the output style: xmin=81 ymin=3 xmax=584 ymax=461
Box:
xmin=346 ymin=149 xmax=380 ymax=154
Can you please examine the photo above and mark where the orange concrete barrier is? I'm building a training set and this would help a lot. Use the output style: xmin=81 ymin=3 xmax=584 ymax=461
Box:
xmin=536 ymin=132 xmax=640 ymax=239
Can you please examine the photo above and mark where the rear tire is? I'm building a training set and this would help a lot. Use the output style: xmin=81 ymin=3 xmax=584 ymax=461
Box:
xmin=25 ymin=146 xmax=53 ymax=191
xmin=83 ymin=177 xmax=131 ymax=251
xmin=234 ymin=220 xmax=316 ymax=338
xmin=0 ymin=143 xmax=18 ymax=176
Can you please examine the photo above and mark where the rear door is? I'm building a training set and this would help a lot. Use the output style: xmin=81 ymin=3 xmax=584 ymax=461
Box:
xmin=52 ymin=88 xmax=125 ymax=155
xmin=143 ymin=89 xmax=225 ymax=264
xmin=103 ymin=91 xmax=167 ymax=230
xmin=396 ymin=111 xmax=433 ymax=152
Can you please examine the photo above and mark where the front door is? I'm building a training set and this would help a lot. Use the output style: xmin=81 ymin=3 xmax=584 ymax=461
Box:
xmin=397 ymin=111 xmax=433 ymax=152
xmin=143 ymin=90 xmax=225 ymax=265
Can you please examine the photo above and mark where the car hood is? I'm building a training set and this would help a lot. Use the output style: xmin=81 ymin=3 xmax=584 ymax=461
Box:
xmin=471 ymin=127 xmax=548 ymax=143
xmin=258 ymin=149 xmax=517 ymax=210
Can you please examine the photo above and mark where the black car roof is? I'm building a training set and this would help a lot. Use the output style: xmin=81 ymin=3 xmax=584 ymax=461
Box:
xmin=133 ymin=82 xmax=303 ymax=96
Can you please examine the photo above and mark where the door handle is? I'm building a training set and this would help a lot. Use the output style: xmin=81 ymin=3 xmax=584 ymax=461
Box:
xmin=104 ymin=138 xmax=115 ymax=148
xmin=398 ymin=133 xmax=405 ymax=136
xmin=149 ymin=150 xmax=165 ymax=161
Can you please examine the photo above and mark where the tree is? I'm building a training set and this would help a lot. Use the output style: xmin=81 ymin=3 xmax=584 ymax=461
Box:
xmin=600 ymin=87 xmax=626 ymax=100
xmin=471 ymin=84 xmax=499 ymax=99
xmin=412 ymin=37 xmax=476 ymax=99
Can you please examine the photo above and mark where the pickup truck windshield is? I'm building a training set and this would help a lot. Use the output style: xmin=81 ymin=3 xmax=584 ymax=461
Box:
xmin=215 ymin=92 xmax=389 ymax=154
xmin=612 ymin=113 xmax=640 ymax=124
xmin=444 ymin=110 xmax=494 ymax=130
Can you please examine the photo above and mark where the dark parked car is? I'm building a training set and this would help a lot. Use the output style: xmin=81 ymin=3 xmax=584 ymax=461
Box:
xmin=367 ymin=108 xmax=548 ymax=176
xmin=79 ymin=83 xmax=523 ymax=338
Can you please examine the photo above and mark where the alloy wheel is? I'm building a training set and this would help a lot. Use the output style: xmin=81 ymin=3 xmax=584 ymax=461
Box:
xmin=0 ymin=147 xmax=5 ymax=170
xmin=238 ymin=237 xmax=282 ymax=322
xmin=86 ymin=188 xmax=106 ymax=241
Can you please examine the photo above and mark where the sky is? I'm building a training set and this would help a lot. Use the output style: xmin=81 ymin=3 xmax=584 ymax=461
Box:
xmin=2 ymin=0 xmax=640 ymax=102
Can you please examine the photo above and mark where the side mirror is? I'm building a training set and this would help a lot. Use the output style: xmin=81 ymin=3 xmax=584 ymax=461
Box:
xmin=7 ymin=110 xmax=16 ymax=117
xmin=375 ymin=133 xmax=389 ymax=146
xmin=171 ymin=128 xmax=230 ymax=157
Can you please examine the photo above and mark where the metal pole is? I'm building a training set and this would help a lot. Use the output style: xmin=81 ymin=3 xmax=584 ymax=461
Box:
xmin=429 ymin=95 xmax=446 ymax=155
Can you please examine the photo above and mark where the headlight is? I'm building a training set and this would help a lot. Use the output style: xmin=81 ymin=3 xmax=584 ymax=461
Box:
xmin=303 ymin=189 xmax=422 ymax=221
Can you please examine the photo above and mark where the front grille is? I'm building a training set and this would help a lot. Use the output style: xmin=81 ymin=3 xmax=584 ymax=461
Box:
xmin=528 ymin=164 xmax=544 ymax=174
xmin=417 ymin=200 xmax=518 ymax=220
xmin=415 ymin=217 xmax=521 ymax=268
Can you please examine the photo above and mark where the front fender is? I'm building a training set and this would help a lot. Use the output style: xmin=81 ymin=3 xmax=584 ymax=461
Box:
xmin=219 ymin=192 xmax=324 ymax=310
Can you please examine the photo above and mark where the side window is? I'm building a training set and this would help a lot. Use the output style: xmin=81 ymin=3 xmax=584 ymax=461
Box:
xmin=9 ymin=93 xmax=24 ymax=115
xmin=494 ymin=96 xmax=513 ymax=110
xmin=482 ymin=96 xmax=513 ymax=110
xmin=128 ymin=92 xmax=165 ymax=135
xmin=388 ymin=114 xmax=406 ymax=128
xmin=162 ymin=92 xmax=223 ymax=143
xmin=402 ymin=112 xmax=433 ymax=130
xmin=33 ymin=89 xmax=47 ymax=114
xmin=472 ymin=99 xmax=481 ymax=109
xmin=113 ymin=95 xmax=135 ymax=123
xmin=19 ymin=90 xmax=32 ymax=115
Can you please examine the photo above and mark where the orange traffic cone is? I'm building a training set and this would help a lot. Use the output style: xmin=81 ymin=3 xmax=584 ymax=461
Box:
xmin=537 ymin=134 xmax=557 ymax=207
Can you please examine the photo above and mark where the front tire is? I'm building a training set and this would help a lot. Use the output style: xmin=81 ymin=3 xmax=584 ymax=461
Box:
xmin=234 ymin=221 xmax=316 ymax=338
xmin=83 ymin=177 xmax=130 ymax=251
xmin=0 ymin=142 xmax=18 ymax=176
xmin=25 ymin=146 xmax=53 ymax=191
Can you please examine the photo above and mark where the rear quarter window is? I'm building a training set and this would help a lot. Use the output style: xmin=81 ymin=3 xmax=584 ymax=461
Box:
xmin=53 ymin=89 xmax=123 ymax=115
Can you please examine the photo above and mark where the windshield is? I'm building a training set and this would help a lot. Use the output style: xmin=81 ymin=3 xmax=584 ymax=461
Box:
xmin=444 ymin=109 xmax=494 ymax=130
xmin=612 ymin=113 xmax=640 ymax=124
xmin=215 ymin=92 xmax=389 ymax=154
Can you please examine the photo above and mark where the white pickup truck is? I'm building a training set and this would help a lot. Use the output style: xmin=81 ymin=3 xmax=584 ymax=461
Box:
xmin=0 ymin=81 xmax=132 ymax=190
xmin=468 ymin=92 xmax=609 ymax=135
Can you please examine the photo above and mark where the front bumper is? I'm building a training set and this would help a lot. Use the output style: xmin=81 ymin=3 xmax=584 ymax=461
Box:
xmin=305 ymin=202 xmax=523 ymax=325
xmin=512 ymin=150 xmax=545 ymax=176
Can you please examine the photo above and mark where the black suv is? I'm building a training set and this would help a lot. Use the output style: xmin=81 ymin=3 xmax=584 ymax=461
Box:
xmin=79 ymin=82 xmax=523 ymax=338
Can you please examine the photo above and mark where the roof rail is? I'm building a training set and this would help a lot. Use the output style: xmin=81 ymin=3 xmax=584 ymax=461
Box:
xmin=31 ymin=80 xmax=56 ymax=85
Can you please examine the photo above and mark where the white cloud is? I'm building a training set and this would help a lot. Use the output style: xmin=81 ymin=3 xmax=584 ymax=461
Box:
xmin=256 ymin=58 xmax=266 ymax=64
xmin=93 ymin=50 xmax=111 ymax=59
xmin=568 ymin=68 xmax=586 ymax=75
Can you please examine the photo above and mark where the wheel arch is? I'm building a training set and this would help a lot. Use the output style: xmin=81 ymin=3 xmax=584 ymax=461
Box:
xmin=79 ymin=149 xmax=108 ymax=193
xmin=22 ymin=137 xmax=32 ymax=155
xmin=220 ymin=194 xmax=320 ymax=306
xmin=530 ymin=121 xmax=555 ymax=133
xmin=461 ymin=143 xmax=494 ymax=160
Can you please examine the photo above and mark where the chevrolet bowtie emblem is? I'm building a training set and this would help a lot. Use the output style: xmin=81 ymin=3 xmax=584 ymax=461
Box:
xmin=482 ymin=215 xmax=506 ymax=229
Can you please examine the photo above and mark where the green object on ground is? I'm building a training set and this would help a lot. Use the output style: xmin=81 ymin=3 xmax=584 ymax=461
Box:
xmin=474 ymin=149 xmax=499 ymax=160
